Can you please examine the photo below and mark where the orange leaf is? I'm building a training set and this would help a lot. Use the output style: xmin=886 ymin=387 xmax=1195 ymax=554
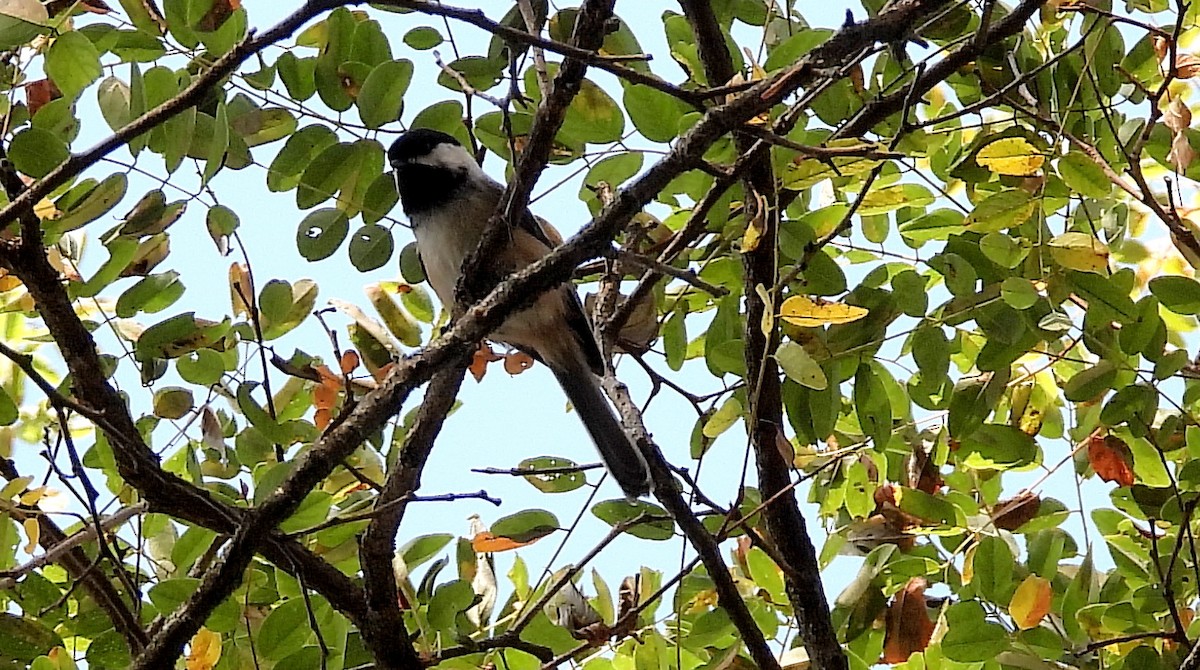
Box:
xmin=471 ymin=531 xmax=540 ymax=553
xmin=503 ymin=351 xmax=535 ymax=375
xmin=314 ymin=407 xmax=333 ymax=432
xmin=1087 ymin=434 xmax=1135 ymax=487
xmin=469 ymin=343 xmax=501 ymax=382
xmin=340 ymin=350 xmax=360 ymax=376
xmin=881 ymin=578 xmax=934 ymax=664
xmin=1009 ymin=575 xmax=1052 ymax=630
xmin=186 ymin=627 xmax=221 ymax=670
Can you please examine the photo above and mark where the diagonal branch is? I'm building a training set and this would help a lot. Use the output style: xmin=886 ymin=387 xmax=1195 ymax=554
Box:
xmin=360 ymin=365 xmax=468 ymax=668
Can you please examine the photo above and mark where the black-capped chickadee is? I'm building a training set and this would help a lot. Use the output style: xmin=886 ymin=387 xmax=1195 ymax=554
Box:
xmin=388 ymin=129 xmax=652 ymax=499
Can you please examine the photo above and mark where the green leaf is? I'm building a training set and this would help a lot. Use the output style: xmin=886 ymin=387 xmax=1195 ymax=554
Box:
xmin=47 ymin=172 xmax=127 ymax=235
xmin=403 ymin=26 xmax=442 ymax=49
xmin=965 ymin=190 xmax=1037 ymax=233
xmin=702 ymin=395 xmax=743 ymax=438
xmin=958 ymin=424 xmax=1038 ymax=469
xmin=45 ymin=31 xmax=101 ymax=98
xmin=398 ymin=533 xmax=453 ymax=569
xmin=0 ymin=0 xmax=46 ymax=50
xmin=592 ymin=499 xmax=674 ymax=540
xmin=399 ymin=242 xmax=425 ymax=283
xmin=776 ymin=341 xmax=827 ymax=390
xmin=858 ymin=184 xmax=934 ymax=216
xmin=269 ymin=124 xmax=337 ymax=193
xmin=1063 ymin=360 xmax=1117 ymax=402
xmin=296 ymin=209 xmax=349 ymax=261
xmin=152 ymin=386 xmax=193 ymax=419
xmin=940 ymin=601 xmax=1010 ymax=661
xmin=562 ymin=77 xmax=623 ymax=144
xmin=9 ymin=127 xmax=68 ymax=178
xmin=257 ymin=599 xmax=310 ymax=661
xmin=517 ymin=456 xmax=586 ymax=493
xmin=277 ymin=53 xmax=316 ymax=101
xmin=490 ymin=509 xmax=559 ymax=543
xmin=348 ymin=223 xmax=394 ymax=271
xmin=1057 ymin=151 xmax=1111 ymax=199
xmin=854 ymin=362 xmax=891 ymax=448
xmin=1149 ymin=275 xmax=1200 ymax=314
xmin=357 ymin=59 xmax=413 ymax=129
xmin=0 ymin=613 xmax=63 ymax=663
xmin=97 ymin=76 xmax=131 ymax=131
xmin=116 ymin=271 xmax=184 ymax=317
xmin=624 ymin=84 xmax=685 ymax=143
xmin=203 ymin=98 xmax=228 ymax=184
xmin=259 ymin=279 xmax=318 ymax=340
xmin=0 ymin=387 xmax=17 ymax=426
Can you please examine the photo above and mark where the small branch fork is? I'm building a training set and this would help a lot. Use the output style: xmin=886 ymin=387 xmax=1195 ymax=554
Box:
xmin=0 ymin=0 xmax=1052 ymax=668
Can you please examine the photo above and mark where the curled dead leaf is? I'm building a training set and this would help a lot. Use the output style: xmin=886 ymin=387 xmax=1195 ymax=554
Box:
xmin=881 ymin=578 xmax=934 ymax=663
xmin=1087 ymin=433 xmax=1135 ymax=487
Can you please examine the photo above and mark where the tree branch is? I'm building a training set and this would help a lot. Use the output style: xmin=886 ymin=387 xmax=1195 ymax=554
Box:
xmin=360 ymin=366 xmax=468 ymax=668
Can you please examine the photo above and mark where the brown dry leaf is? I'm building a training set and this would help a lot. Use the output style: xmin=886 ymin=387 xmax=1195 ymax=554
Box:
xmin=774 ymin=427 xmax=795 ymax=463
xmin=200 ymin=406 xmax=226 ymax=461
xmin=1169 ymin=131 xmax=1196 ymax=172
xmin=470 ymin=342 xmax=502 ymax=382
xmin=1009 ymin=575 xmax=1052 ymax=630
xmin=503 ymin=351 xmax=535 ymax=375
xmin=340 ymin=350 xmax=360 ymax=376
xmin=1154 ymin=35 xmax=1169 ymax=61
xmin=1177 ymin=53 xmax=1200 ymax=78
xmin=1088 ymin=433 xmax=1135 ymax=487
xmin=881 ymin=578 xmax=934 ymax=664
xmin=611 ymin=574 xmax=641 ymax=639
xmin=906 ymin=447 xmax=942 ymax=494
xmin=843 ymin=514 xmax=915 ymax=555
xmin=186 ymin=627 xmax=221 ymax=670
xmin=228 ymin=263 xmax=253 ymax=316
xmin=993 ymin=492 xmax=1041 ymax=531
xmin=197 ymin=0 xmax=240 ymax=31
xmin=1165 ymin=98 xmax=1193 ymax=133
xmin=25 ymin=79 xmax=61 ymax=117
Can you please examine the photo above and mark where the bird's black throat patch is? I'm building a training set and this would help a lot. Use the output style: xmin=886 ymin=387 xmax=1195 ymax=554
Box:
xmin=393 ymin=162 xmax=468 ymax=216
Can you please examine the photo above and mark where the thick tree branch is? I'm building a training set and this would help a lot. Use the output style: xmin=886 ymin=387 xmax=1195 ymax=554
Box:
xmin=360 ymin=366 xmax=467 ymax=669
xmin=679 ymin=1 xmax=845 ymax=666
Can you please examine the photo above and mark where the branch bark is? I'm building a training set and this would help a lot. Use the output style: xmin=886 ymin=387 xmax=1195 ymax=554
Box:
xmin=679 ymin=1 xmax=844 ymax=666
xmin=360 ymin=366 xmax=468 ymax=668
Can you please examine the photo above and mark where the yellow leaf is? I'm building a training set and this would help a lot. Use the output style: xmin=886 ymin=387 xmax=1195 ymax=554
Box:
xmin=779 ymin=296 xmax=868 ymax=327
xmin=977 ymin=137 xmax=1044 ymax=176
xmin=22 ymin=517 xmax=39 ymax=555
xmin=187 ymin=627 xmax=222 ymax=670
xmin=1048 ymin=232 xmax=1110 ymax=274
xmin=19 ymin=486 xmax=45 ymax=506
xmin=1009 ymin=575 xmax=1052 ymax=629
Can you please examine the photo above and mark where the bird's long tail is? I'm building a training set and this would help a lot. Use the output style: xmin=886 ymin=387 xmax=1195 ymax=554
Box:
xmin=551 ymin=363 xmax=651 ymax=498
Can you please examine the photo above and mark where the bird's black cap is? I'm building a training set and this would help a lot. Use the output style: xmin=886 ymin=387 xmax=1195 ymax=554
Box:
xmin=388 ymin=128 xmax=461 ymax=165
